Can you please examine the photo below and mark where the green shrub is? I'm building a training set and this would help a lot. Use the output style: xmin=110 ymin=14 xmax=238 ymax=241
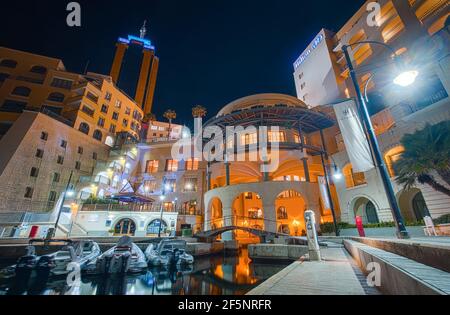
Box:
xmin=434 ymin=214 xmax=450 ymax=225
xmin=320 ymin=220 xmax=424 ymax=232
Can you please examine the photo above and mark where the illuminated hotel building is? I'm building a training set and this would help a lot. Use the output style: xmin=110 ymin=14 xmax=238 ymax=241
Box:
xmin=110 ymin=21 xmax=159 ymax=116
xmin=0 ymin=47 xmax=144 ymax=144
xmin=293 ymin=0 xmax=450 ymax=226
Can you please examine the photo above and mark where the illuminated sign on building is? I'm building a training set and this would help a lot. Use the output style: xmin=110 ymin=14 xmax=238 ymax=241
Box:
xmin=118 ymin=35 xmax=155 ymax=50
xmin=293 ymin=33 xmax=324 ymax=70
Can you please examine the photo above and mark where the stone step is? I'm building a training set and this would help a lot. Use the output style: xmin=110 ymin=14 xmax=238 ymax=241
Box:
xmin=344 ymin=239 xmax=450 ymax=295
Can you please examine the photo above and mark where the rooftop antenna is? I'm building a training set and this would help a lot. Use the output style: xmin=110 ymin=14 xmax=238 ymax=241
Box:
xmin=140 ymin=20 xmax=147 ymax=39
xmin=83 ymin=60 xmax=90 ymax=75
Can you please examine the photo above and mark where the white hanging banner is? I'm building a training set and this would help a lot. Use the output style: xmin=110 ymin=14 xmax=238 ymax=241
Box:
xmin=334 ymin=99 xmax=375 ymax=173
xmin=318 ymin=176 xmax=331 ymax=211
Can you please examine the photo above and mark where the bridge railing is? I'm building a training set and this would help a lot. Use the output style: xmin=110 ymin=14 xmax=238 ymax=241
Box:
xmin=197 ymin=215 xmax=281 ymax=232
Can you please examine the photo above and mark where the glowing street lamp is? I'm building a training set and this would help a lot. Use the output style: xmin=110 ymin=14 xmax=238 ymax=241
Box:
xmin=341 ymin=40 xmax=411 ymax=239
xmin=393 ymin=70 xmax=419 ymax=87
xmin=332 ymin=165 xmax=343 ymax=181
xmin=158 ymin=195 xmax=166 ymax=238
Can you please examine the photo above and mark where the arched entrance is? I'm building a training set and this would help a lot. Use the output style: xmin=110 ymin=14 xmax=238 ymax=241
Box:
xmin=114 ymin=218 xmax=136 ymax=236
xmin=352 ymin=197 xmax=379 ymax=224
xmin=275 ymin=190 xmax=306 ymax=236
xmin=232 ymin=192 xmax=263 ymax=243
xmin=147 ymin=219 xmax=168 ymax=236
xmin=398 ymin=188 xmax=430 ymax=221
xmin=233 ymin=192 xmax=264 ymax=227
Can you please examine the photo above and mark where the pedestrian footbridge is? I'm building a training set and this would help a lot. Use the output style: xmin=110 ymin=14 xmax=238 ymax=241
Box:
xmin=194 ymin=216 xmax=290 ymax=242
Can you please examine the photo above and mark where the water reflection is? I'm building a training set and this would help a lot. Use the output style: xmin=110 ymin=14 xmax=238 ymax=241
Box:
xmin=0 ymin=249 xmax=288 ymax=296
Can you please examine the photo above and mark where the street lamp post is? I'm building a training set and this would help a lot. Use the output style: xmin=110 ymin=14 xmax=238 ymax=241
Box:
xmin=158 ymin=195 xmax=166 ymax=238
xmin=53 ymin=170 xmax=74 ymax=238
xmin=342 ymin=41 xmax=413 ymax=239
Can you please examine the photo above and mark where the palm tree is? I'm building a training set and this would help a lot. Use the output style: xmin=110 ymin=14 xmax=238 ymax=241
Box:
xmin=192 ymin=105 xmax=207 ymax=119
xmin=394 ymin=121 xmax=450 ymax=197
xmin=143 ymin=112 xmax=156 ymax=124
xmin=163 ymin=109 xmax=177 ymax=140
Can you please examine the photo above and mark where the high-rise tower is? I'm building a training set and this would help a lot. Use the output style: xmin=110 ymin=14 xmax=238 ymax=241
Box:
xmin=110 ymin=21 xmax=159 ymax=115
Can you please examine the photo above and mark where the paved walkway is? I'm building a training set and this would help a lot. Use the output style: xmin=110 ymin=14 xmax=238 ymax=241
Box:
xmin=247 ymin=245 xmax=380 ymax=295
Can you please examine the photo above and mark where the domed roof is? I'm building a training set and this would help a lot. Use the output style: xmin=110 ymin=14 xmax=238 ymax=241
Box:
xmin=216 ymin=93 xmax=308 ymax=117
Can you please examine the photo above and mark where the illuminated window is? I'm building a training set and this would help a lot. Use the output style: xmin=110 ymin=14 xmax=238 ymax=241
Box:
xmin=163 ymin=202 xmax=175 ymax=212
xmin=145 ymin=160 xmax=159 ymax=173
xmin=185 ymin=158 xmax=199 ymax=171
xmin=428 ymin=13 xmax=450 ymax=35
xmin=415 ymin=0 xmax=447 ymax=23
xmin=277 ymin=207 xmax=288 ymax=220
xmin=268 ymin=131 xmax=286 ymax=142
xmin=184 ymin=178 xmax=198 ymax=192
xmin=183 ymin=200 xmax=198 ymax=215
xmin=382 ymin=16 xmax=405 ymax=43
xmin=165 ymin=159 xmax=178 ymax=172
xmin=354 ymin=43 xmax=373 ymax=65
xmin=343 ymin=164 xmax=367 ymax=188
xmin=375 ymin=1 xmax=399 ymax=26
xmin=115 ymin=100 xmax=122 ymax=109
xmin=240 ymin=133 xmax=258 ymax=145
xmin=144 ymin=180 xmax=157 ymax=193
xmin=163 ymin=178 xmax=177 ymax=192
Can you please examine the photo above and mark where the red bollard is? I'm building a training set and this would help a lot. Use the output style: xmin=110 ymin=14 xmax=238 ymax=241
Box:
xmin=355 ymin=216 xmax=365 ymax=237
xmin=29 ymin=225 xmax=39 ymax=238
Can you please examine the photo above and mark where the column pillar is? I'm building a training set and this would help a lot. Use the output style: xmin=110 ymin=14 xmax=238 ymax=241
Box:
xmin=143 ymin=56 xmax=159 ymax=115
xmin=222 ymin=207 xmax=234 ymax=241
xmin=297 ymin=124 xmax=310 ymax=182
xmin=263 ymin=203 xmax=277 ymax=234
xmin=206 ymin=162 xmax=212 ymax=191
xmin=225 ymin=162 xmax=231 ymax=186
xmin=135 ymin=49 xmax=154 ymax=108
xmin=262 ymin=161 xmax=270 ymax=182
xmin=110 ymin=42 xmax=128 ymax=84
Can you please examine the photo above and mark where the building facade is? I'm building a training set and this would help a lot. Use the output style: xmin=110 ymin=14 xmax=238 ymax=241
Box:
xmin=293 ymin=0 xmax=450 ymax=225
xmin=0 ymin=47 xmax=145 ymax=145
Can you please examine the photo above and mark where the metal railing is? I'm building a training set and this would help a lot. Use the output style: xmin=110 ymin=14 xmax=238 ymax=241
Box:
xmin=196 ymin=215 xmax=281 ymax=232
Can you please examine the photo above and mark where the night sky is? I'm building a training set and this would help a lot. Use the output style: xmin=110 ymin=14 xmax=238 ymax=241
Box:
xmin=0 ymin=0 xmax=365 ymax=123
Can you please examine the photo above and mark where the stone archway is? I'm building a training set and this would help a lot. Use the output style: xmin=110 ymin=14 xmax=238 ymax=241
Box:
xmin=232 ymin=191 xmax=264 ymax=243
xmin=275 ymin=190 xmax=306 ymax=236
xmin=398 ymin=188 xmax=430 ymax=221
xmin=351 ymin=196 xmax=380 ymax=224
xmin=208 ymin=197 xmax=224 ymax=229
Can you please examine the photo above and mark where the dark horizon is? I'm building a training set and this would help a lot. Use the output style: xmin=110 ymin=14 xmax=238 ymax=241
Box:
xmin=0 ymin=0 xmax=365 ymax=123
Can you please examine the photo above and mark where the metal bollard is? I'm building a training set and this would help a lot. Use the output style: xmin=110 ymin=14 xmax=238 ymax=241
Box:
xmin=304 ymin=210 xmax=321 ymax=261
